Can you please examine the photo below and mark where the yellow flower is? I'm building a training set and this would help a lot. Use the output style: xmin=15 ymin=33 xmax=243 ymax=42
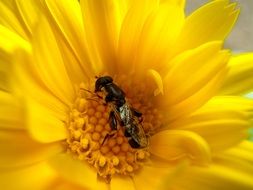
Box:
xmin=1 ymin=0 xmax=253 ymax=189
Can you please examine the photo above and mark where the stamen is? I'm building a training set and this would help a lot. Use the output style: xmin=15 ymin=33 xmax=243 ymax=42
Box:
xmin=99 ymin=156 xmax=106 ymax=167
xmin=81 ymin=138 xmax=89 ymax=149
xmin=112 ymin=156 xmax=119 ymax=166
xmin=126 ymin=165 xmax=133 ymax=172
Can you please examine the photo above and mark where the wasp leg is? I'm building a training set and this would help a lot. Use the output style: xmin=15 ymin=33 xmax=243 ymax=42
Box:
xmin=124 ymin=130 xmax=131 ymax=137
xmin=80 ymin=88 xmax=94 ymax=95
xmin=105 ymin=93 xmax=114 ymax=103
xmin=138 ymin=116 xmax=143 ymax=123
xmin=131 ymin=107 xmax=142 ymax=118
xmin=102 ymin=132 xmax=116 ymax=145
xmin=109 ymin=111 xmax=117 ymax=130
xmin=130 ymin=107 xmax=143 ymax=123
xmin=119 ymin=121 xmax=124 ymax=126
xmin=128 ymin=138 xmax=140 ymax=148
xmin=101 ymin=111 xmax=118 ymax=145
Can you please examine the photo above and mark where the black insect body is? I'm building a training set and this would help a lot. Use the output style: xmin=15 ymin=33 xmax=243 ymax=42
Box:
xmin=95 ymin=76 xmax=148 ymax=148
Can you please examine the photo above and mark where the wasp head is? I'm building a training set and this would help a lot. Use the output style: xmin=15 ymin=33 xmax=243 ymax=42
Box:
xmin=95 ymin=76 xmax=113 ymax=92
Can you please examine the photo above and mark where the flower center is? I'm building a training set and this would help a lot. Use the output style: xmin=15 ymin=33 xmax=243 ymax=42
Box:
xmin=66 ymin=76 xmax=163 ymax=182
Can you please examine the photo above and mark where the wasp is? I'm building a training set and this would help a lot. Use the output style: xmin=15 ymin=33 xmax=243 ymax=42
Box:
xmin=95 ymin=76 xmax=148 ymax=148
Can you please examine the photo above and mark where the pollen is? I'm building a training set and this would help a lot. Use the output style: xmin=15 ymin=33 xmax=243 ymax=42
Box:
xmin=66 ymin=80 xmax=163 ymax=182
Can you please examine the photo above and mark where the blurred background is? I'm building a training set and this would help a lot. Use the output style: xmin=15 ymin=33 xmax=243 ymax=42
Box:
xmin=186 ymin=0 xmax=253 ymax=52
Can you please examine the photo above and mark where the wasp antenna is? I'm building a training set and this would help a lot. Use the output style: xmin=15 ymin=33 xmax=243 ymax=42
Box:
xmin=101 ymin=134 xmax=109 ymax=146
xmin=80 ymin=88 xmax=104 ymax=101
xmin=101 ymin=132 xmax=116 ymax=145
xmin=86 ymin=98 xmax=100 ymax=103
xmin=96 ymin=94 xmax=103 ymax=99
xmin=80 ymin=88 xmax=94 ymax=94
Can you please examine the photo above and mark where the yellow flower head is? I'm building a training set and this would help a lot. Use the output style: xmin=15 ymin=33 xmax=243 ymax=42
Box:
xmin=1 ymin=0 xmax=253 ymax=189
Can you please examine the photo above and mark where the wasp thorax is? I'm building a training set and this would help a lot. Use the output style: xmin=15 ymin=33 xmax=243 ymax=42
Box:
xmin=66 ymin=78 xmax=163 ymax=181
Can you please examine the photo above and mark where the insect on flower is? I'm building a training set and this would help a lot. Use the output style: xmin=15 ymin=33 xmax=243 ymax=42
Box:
xmin=94 ymin=76 xmax=149 ymax=148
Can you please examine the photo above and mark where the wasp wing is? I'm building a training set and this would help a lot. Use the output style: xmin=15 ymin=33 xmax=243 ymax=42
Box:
xmin=118 ymin=104 xmax=132 ymax=125
xmin=125 ymin=118 xmax=148 ymax=148
xmin=115 ymin=103 xmax=148 ymax=148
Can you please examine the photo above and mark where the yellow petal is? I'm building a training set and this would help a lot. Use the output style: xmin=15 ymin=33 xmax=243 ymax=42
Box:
xmin=32 ymin=17 xmax=74 ymax=106
xmin=166 ymin=67 xmax=228 ymax=121
xmin=48 ymin=178 xmax=88 ymax=190
xmin=134 ymin=2 xmax=184 ymax=73
xmin=41 ymin=0 xmax=94 ymax=81
xmin=149 ymin=130 xmax=211 ymax=165
xmin=0 ymin=63 xmax=9 ymax=91
xmin=0 ymin=1 xmax=28 ymax=39
xmin=0 ymin=162 xmax=56 ymax=190
xmin=133 ymin=162 xmax=188 ymax=190
xmin=172 ymin=0 xmax=239 ymax=55
xmin=0 ymin=25 xmax=30 ymax=91
xmin=133 ymin=165 xmax=168 ymax=190
xmin=0 ymin=72 xmax=9 ymax=91
xmin=80 ymin=0 xmax=131 ymax=74
xmin=0 ymin=25 xmax=30 ymax=54
xmin=160 ymin=0 xmax=185 ymax=9
xmin=237 ymin=141 xmax=253 ymax=154
xmin=173 ymin=156 xmax=253 ymax=190
xmin=0 ymin=0 xmax=15 ymax=9
xmin=224 ymin=141 xmax=253 ymax=164
xmin=13 ymin=50 xmax=68 ymax=122
xmin=14 ymin=0 xmax=40 ymax=37
xmin=48 ymin=153 xmax=107 ymax=190
xmin=160 ymin=41 xmax=229 ymax=121
xmin=170 ymin=96 xmax=252 ymax=152
xmin=0 ymin=91 xmax=24 ymax=129
xmin=213 ymin=153 xmax=253 ymax=178
xmin=0 ymin=0 xmax=41 ymax=39
xmin=163 ymin=41 xmax=228 ymax=104
xmin=220 ymin=53 xmax=253 ymax=95
xmin=111 ymin=176 xmax=135 ymax=190
xmin=27 ymin=99 xmax=67 ymax=143
xmin=147 ymin=69 xmax=164 ymax=96
xmin=0 ymin=130 xmax=63 ymax=168
xmin=117 ymin=0 xmax=158 ymax=73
